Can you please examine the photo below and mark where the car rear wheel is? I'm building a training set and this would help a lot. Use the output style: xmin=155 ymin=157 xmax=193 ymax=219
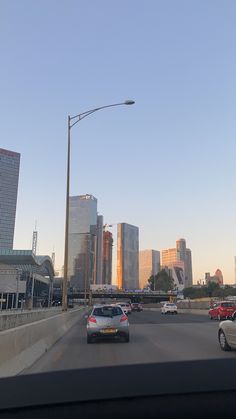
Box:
xmin=219 ymin=330 xmax=231 ymax=351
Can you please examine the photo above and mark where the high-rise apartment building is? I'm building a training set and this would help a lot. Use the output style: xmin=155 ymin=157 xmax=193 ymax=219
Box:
xmin=161 ymin=238 xmax=193 ymax=287
xmin=185 ymin=248 xmax=193 ymax=287
xmin=117 ymin=223 xmax=139 ymax=290
xmin=68 ymin=194 xmax=97 ymax=291
xmin=161 ymin=248 xmax=179 ymax=266
xmin=0 ymin=148 xmax=20 ymax=249
xmin=139 ymin=249 xmax=160 ymax=289
xmin=102 ymin=231 xmax=113 ymax=285
xmin=95 ymin=215 xmax=103 ymax=285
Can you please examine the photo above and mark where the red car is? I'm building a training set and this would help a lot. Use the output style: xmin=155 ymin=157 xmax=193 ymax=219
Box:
xmin=209 ymin=301 xmax=236 ymax=320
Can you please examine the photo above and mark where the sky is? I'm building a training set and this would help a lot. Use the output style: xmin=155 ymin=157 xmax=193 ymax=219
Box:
xmin=1 ymin=0 xmax=236 ymax=283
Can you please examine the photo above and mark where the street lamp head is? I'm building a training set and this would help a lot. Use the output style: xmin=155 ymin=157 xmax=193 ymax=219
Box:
xmin=124 ymin=100 xmax=135 ymax=105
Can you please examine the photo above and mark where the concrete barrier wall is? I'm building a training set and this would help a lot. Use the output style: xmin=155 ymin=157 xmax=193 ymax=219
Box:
xmin=177 ymin=301 xmax=210 ymax=310
xmin=0 ymin=307 xmax=85 ymax=378
xmin=0 ymin=308 xmax=63 ymax=331
xmin=144 ymin=301 xmax=211 ymax=310
xmin=144 ymin=307 xmax=209 ymax=315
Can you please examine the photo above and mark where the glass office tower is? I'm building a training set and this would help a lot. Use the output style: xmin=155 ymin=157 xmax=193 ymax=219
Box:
xmin=0 ymin=148 xmax=20 ymax=249
xmin=139 ymin=249 xmax=160 ymax=289
xmin=117 ymin=223 xmax=139 ymax=290
xmin=68 ymin=195 xmax=97 ymax=291
xmin=102 ymin=231 xmax=113 ymax=285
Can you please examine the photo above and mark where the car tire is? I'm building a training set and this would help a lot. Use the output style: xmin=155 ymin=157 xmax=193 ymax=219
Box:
xmin=175 ymin=311 xmax=178 ymax=314
xmin=124 ymin=334 xmax=130 ymax=343
xmin=87 ymin=335 xmax=93 ymax=344
xmin=218 ymin=329 xmax=231 ymax=351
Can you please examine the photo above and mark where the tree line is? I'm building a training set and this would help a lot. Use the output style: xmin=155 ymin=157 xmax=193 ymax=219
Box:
xmin=148 ymin=271 xmax=236 ymax=299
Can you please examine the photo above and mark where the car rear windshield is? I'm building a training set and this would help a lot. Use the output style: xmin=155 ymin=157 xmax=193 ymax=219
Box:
xmin=93 ymin=306 xmax=123 ymax=317
xmin=221 ymin=303 xmax=236 ymax=307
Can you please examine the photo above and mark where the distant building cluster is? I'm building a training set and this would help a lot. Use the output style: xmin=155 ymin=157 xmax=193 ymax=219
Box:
xmin=0 ymin=148 xmax=195 ymax=303
xmin=68 ymin=194 xmax=113 ymax=292
xmin=205 ymin=269 xmax=223 ymax=285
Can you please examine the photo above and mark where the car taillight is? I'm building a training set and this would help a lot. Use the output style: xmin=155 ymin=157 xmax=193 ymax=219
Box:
xmin=120 ymin=314 xmax=127 ymax=322
xmin=88 ymin=316 xmax=97 ymax=323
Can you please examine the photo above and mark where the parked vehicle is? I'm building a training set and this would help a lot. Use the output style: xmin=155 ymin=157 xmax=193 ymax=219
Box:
xmin=209 ymin=301 xmax=236 ymax=320
xmin=87 ymin=304 xmax=129 ymax=343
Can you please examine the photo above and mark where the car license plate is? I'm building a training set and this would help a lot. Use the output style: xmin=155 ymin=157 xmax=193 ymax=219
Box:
xmin=101 ymin=328 xmax=117 ymax=334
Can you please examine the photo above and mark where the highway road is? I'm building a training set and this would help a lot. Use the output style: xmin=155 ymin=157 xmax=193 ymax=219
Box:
xmin=24 ymin=309 xmax=236 ymax=374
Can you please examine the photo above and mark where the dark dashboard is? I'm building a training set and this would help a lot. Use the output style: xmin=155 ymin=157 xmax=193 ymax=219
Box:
xmin=0 ymin=358 xmax=236 ymax=418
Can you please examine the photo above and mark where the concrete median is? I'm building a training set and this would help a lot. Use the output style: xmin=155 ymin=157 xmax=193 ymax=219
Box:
xmin=0 ymin=307 xmax=86 ymax=378
xmin=144 ymin=308 xmax=209 ymax=316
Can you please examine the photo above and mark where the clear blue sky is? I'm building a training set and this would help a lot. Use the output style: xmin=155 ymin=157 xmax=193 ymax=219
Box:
xmin=1 ymin=0 xmax=236 ymax=283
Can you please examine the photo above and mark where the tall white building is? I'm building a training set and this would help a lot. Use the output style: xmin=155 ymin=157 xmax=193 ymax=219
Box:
xmin=139 ymin=249 xmax=160 ymax=289
xmin=0 ymin=148 xmax=20 ymax=249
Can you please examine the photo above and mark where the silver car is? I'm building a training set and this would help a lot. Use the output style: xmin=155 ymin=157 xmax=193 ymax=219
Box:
xmin=218 ymin=312 xmax=236 ymax=351
xmin=87 ymin=304 xmax=130 ymax=343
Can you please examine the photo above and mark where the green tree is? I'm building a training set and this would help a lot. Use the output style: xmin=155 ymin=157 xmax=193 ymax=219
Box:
xmin=206 ymin=282 xmax=220 ymax=297
xmin=148 ymin=270 xmax=174 ymax=292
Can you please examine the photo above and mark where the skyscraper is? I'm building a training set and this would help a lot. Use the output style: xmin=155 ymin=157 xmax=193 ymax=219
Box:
xmin=185 ymin=248 xmax=193 ymax=287
xmin=161 ymin=248 xmax=179 ymax=266
xmin=161 ymin=238 xmax=193 ymax=287
xmin=102 ymin=230 xmax=113 ymax=285
xmin=0 ymin=148 xmax=20 ymax=249
xmin=139 ymin=249 xmax=160 ymax=289
xmin=176 ymin=239 xmax=186 ymax=263
xmin=95 ymin=214 xmax=103 ymax=285
xmin=117 ymin=223 xmax=139 ymax=290
xmin=68 ymin=194 xmax=97 ymax=291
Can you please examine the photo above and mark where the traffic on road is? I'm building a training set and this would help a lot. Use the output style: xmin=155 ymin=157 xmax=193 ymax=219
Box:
xmin=23 ymin=305 xmax=236 ymax=375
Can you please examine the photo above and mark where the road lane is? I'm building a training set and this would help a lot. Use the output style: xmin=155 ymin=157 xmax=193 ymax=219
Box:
xmin=23 ymin=309 xmax=236 ymax=375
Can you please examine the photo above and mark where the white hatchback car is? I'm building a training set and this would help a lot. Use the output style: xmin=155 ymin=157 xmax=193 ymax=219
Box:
xmin=218 ymin=312 xmax=236 ymax=351
xmin=161 ymin=303 xmax=178 ymax=314
xmin=116 ymin=302 xmax=131 ymax=315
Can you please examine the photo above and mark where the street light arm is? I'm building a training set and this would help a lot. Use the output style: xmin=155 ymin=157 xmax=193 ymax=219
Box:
xmin=69 ymin=101 xmax=135 ymax=129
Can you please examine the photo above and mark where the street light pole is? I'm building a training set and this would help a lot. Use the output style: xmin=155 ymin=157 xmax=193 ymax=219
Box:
xmin=62 ymin=116 xmax=71 ymax=311
xmin=62 ymin=100 xmax=135 ymax=311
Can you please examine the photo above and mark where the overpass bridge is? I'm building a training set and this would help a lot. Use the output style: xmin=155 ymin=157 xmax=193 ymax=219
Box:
xmin=53 ymin=290 xmax=178 ymax=304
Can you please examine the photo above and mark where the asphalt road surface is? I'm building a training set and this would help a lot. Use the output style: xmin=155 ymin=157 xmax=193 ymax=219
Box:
xmin=24 ymin=309 xmax=236 ymax=374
